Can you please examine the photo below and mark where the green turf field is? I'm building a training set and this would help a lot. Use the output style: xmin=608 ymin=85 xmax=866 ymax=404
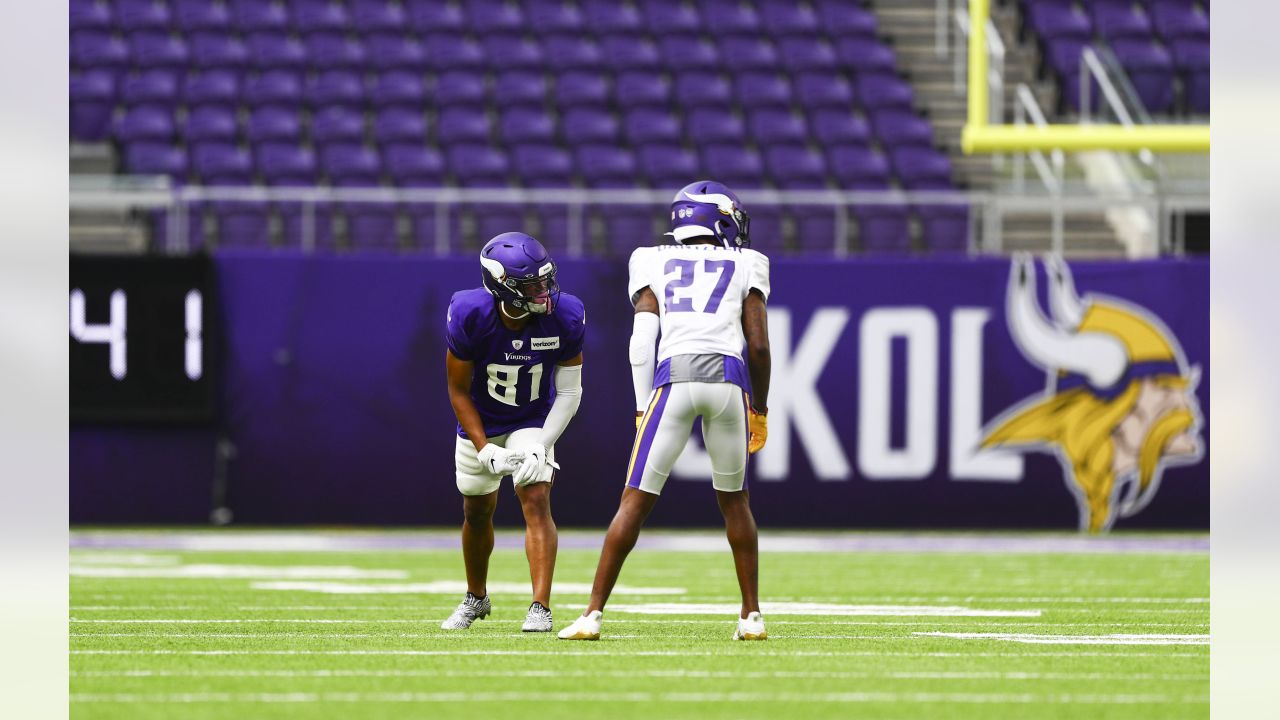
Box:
xmin=70 ymin=530 xmax=1208 ymax=719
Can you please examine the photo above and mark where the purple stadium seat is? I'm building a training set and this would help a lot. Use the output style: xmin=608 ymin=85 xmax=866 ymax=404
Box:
xmin=436 ymin=108 xmax=492 ymax=144
xmin=561 ymin=108 xmax=620 ymax=145
xmin=323 ymin=144 xmax=396 ymax=251
xmin=115 ymin=106 xmax=176 ymax=142
xmin=482 ymin=35 xmax=545 ymax=71
xmin=514 ymin=144 xmax=573 ymax=186
xmin=306 ymin=70 xmax=366 ymax=107
xmin=836 ymin=37 xmax=897 ymax=73
xmin=749 ymin=109 xmax=808 ymax=147
xmin=173 ymin=0 xmax=232 ymax=31
xmin=598 ymin=33 xmax=661 ymax=72
xmin=556 ymin=71 xmax=611 ymax=107
xmin=810 ymin=109 xmax=872 ymax=146
xmin=735 ymin=72 xmax=793 ymax=108
xmin=183 ymin=70 xmax=240 ymax=108
xmin=447 ymin=144 xmax=509 ymax=185
xmin=891 ymin=147 xmax=953 ymax=189
xmin=1027 ymin=1 xmax=1093 ymax=40
xmin=1171 ymin=37 xmax=1209 ymax=114
xmin=127 ymin=32 xmax=190 ymax=69
xmin=1111 ymin=38 xmax=1175 ymax=113
xmin=917 ymin=204 xmax=970 ymax=253
xmin=245 ymin=107 xmax=302 ymax=143
xmin=795 ymin=72 xmax=855 ymax=109
xmin=426 ymin=34 xmax=484 ymax=70
xmin=257 ymin=142 xmax=326 ymax=246
xmin=717 ymin=37 xmax=778 ymax=71
xmin=71 ymin=0 xmax=113 ymax=31
xmin=702 ymin=144 xmax=764 ymax=187
xmin=192 ymin=142 xmax=254 ymax=184
xmin=766 ymin=145 xmax=827 ymax=188
xmin=500 ymin=108 xmax=557 ymax=145
xmin=1092 ymin=0 xmax=1153 ymax=40
xmin=182 ymin=105 xmax=238 ymax=142
xmin=248 ymin=32 xmax=308 ymax=70
xmin=616 ymin=72 xmax=673 ymax=109
xmin=857 ymin=73 xmax=915 ymax=110
xmin=759 ymin=2 xmax=820 ymax=36
xmin=624 ymin=109 xmax=682 ymax=145
xmin=674 ymin=72 xmax=733 ymax=108
xmin=124 ymin=142 xmax=186 ymax=178
xmin=815 ymin=1 xmax=878 ymax=37
xmin=494 ymin=71 xmax=549 ymax=107
xmin=465 ymin=0 xmax=524 ymax=32
xmin=405 ymin=0 xmax=464 ymax=32
xmin=72 ymin=32 xmax=130 ymax=70
xmin=322 ymin=143 xmax=381 ymax=185
xmin=828 ymin=145 xmax=891 ymax=188
xmin=290 ymin=0 xmax=349 ymax=34
xmin=312 ymin=106 xmax=366 ymax=144
xmin=190 ymin=32 xmax=250 ymax=70
xmin=583 ymin=0 xmax=642 ymax=33
xmin=121 ymin=69 xmax=180 ymax=107
xmin=544 ymin=35 xmax=603 ymax=72
xmin=576 ymin=145 xmax=637 ymax=186
xmin=115 ymin=0 xmax=171 ymax=30
xmin=697 ymin=0 xmax=759 ymax=34
xmin=659 ymin=36 xmax=719 ymax=72
xmin=432 ymin=71 xmax=485 ymax=107
xmin=351 ymin=0 xmax=409 ymax=34
xmin=643 ymin=0 xmax=702 ymax=35
xmin=243 ymin=70 xmax=303 ymax=107
xmin=1151 ymin=3 xmax=1209 ymax=41
xmin=872 ymin=110 xmax=935 ymax=147
xmin=365 ymin=34 xmax=427 ymax=71
xmin=687 ymin=108 xmax=745 ymax=145
xmin=230 ymin=0 xmax=289 ymax=32
xmin=370 ymin=71 xmax=427 ymax=108
xmin=527 ymin=0 xmax=585 ymax=33
xmin=373 ymin=108 xmax=427 ymax=144
xmin=305 ymin=33 xmax=367 ymax=70
xmin=778 ymin=38 xmax=838 ymax=73
xmin=639 ymin=145 xmax=698 ymax=190
xmin=70 ymin=70 xmax=117 ymax=140
xmin=383 ymin=143 xmax=445 ymax=186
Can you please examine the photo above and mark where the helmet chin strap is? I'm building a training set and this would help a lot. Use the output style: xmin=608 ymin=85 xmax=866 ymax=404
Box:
xmin=499 ymin=302 xmax=531 ymax=320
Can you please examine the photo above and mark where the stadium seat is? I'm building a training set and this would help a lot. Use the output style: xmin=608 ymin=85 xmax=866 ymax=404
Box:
xmin=1091 ymin=0 xmax=1154 ymax=41
xmin=1045 ymin=38 xmax=1099 ymax=111
xmin=242 ymin=70 xmax=304 ymax=108
xmin=182 ymin=105 xmax=238 ymax=142
xmin=124 ymin=142 xmax=187 ymax=179
xmin=182 ymin=70 xmax=240 ymax=109
xmin=189 ymin=32 xmax=250 ymax=71
xmin=322 ymin=143 xmax=382 ymax=186
xmin=624 ymin=109 xmax=683 ymax=146
xmin=734 ymin=72 xmax=793 ymax=108
xmin=615 ymin=72 xmax=673 ymax=109
xmin=247 ymin=32 xmax=309 ymax=70
xmin=1150 ymin=3 xmax=1210 ymax=41
xmin=795 ymin=72 xmax=856 ymax=109
xmin=245 ymin=106 xmax=302 ymax=143
xmin=493 ymin=71 xmax=549 ymax=107
xmin=115 ymin=106 xmax=176 ymax=143
xmin=500 ymin=108 xmax=557 ymax=145
xmin=115 ymin=0 xmax=171 ymax=30
xmin=1027 ymin=1 xmax=1093 ymax=41
xmin=192 ymin=142 xmax=255 ymax=185
xmin=687 ymin=108 xmax=746 ymax=145
xmin=427 ymin=34 xmax=487 ymax=71
xmin=828 ymin=145 xmax=892 ymax=189
xmin=323 ymin=144 xmax=397 ymax=251
xmin=716 ymin=37 xmax=778 ymax=72
xmin=698 ymin=0 xmax=761 ymax=35
xmin=447 ymin=144 xmax=510 ymax=186
xmin=464 ymin=0 xmax=524 ymax=32
xmin=71 ymin=0 xmax=113 ymax=31
xmin=229 ymin=0 xmax=289 ymax=32
xmin=759 ymin=2 xmax=820 ymax=37
xmin=583 ymin=0 xmax=643 ymax=33
xmin=305 ymin=33 xmax=367 ymax=71
xmin=526 ymin=0 xmax=585 ymax=34
xmin=872 ymin=110 xmax=936 ymax=148
xmin=815 ymin=1 xmax=878 ymax=38
xmin=856 ymin=73 xmax=916 ymax=110
xmin=674 ymin=72 xmax=733 ymax=109
xmin=128 ymin=32 xmax=190 ymax=69
xmin=643 ymin=0 xmax=703 ymax=36
xmin=749 ymin=109 xmax=809 ymax=147
xmin=836 ymin=38 xmax=897 ymax=73
xmin=351 ymin=0 xmax=409 ymax=34
xmin=383 ymin=143 xmax=445 ymax=186
xmin=436 ymin=108 xmax=493 ymax=145
xmin=72 ymin=32 xmax=131 ymax=71
xmin=70 ymin=70 xmax=117 ymax=141
xmin=1111 ymin=38 xmax=1176 ymax=113
xmin=658 ymin=36 xmax=718 ymax=72
xmin=312 ymin=107 xmax=366 ymax=145
xmin=778 ymin=38 xmax=839 ymax=73
xmin=640 ymin=145 xmax=700 ymax=190
xmin=482 ymin=35 xmax=545 ymax=71
xmin=370 ymin=71 xmax=428 ymax=108
xmin=810 ymin=109 xmax=872 ymax=146
xmin=121 ymin=69 xmax=180 ymax=107
xmin=544 ymin=35 xmax=603 ymax=72
xmin=290 ymin=0 xmax=350 ymax=34
xmin=513 ymin=144 xmax=573 ymax=187
xmin=561 ymin=108 xmax=621 ymax=145
xmin=365 ymin=34 xmax=427 ymax=72
xmin=891 ymin=147 xmax=954 ymax=189
xmin=555 ymin=71 xmax=611 ymax=108
xmin=917 ymin=204 xmax=970 ymax=253
xmin=254 ymin=140 xmax=314 ymax=185
xmin=406 ymin=0 xmax=466 ymax=32
xmin=432 ymin=71 xmax=486 ymax=108
xmin=306 ymin=71 xmax=366 ymax=108
xmin=373 ymin=108 xmax=428 ymax=144
xmin=1172 ymin=37 xmax=1210 ymax=114
xmin=702 ymin=144 xmax=765 ymax=188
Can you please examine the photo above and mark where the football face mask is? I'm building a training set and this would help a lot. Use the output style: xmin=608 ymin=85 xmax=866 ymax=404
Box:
xmin=480 ymin=232 xmax=561 ymax=315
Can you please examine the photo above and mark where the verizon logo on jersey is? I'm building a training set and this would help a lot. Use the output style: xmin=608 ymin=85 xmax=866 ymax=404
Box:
xmin=531 ymin=336 xmax=560 ymax=350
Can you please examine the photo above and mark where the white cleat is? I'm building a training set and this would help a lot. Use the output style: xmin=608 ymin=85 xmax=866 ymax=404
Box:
xmin=522 ymin=602 xmax=553 ymax=632
xmin=440 ymin=592 xmax=491 ymax=630
xmin=733 ymin=611 xmax=767 ymax=640
xmin=557 ymin=610 xmax=603 ymax=640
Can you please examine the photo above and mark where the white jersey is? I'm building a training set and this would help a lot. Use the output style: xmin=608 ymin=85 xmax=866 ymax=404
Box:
xmin=627 ymin=244 xmax=771 ymax=363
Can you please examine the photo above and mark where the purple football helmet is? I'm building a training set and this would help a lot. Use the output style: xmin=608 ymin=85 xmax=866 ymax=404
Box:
xmin=480 ymin=232 xmax=560 ymax=314
xmin=667 ymin=180 xmax=751 ymax=248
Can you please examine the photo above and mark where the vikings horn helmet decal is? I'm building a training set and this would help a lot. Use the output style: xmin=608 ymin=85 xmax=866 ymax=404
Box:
xmin=981 ymin=254 xmax=1204 ymax=533
xmin=667 ymin=180 xmax=751 ymax=249
xmin=479 ymin=232 xmax=560 ymax=314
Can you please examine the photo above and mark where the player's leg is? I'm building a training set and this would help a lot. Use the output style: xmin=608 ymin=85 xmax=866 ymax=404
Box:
xmin=505 ymin=427 xmax=558 ymax=631
xmin=702 ymin=385 xmax=764 ymax=638
xmin=444 ymin=435 xmax=503 ymax=629
xmin=584 ymin=486 xmax=661 ymax=614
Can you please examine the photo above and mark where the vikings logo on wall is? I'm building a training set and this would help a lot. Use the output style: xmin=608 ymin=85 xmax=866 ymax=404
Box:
xmin=981 ymin=255 xmax=1204 ymax=533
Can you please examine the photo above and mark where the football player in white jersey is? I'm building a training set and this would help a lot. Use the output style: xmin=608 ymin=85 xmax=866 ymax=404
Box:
xmin=560 ymin=181 xmax=771 ymax=641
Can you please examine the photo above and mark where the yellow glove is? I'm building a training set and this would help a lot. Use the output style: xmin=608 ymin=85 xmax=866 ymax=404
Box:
xmin=748 ymin=407 xmax=768 ymax=455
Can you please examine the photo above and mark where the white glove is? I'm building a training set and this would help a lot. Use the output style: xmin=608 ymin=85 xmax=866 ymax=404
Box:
xmin=512 ymin=442 xmax=559 ymax=486
xmin=476 ymin=443 xmax=524 ymax=476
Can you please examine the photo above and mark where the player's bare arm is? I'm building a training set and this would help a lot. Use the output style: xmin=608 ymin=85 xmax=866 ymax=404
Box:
xmin=445 ymin=349 xmax=490 ymax=449
xmin=742 ymin=288 xmax=770 ymax=454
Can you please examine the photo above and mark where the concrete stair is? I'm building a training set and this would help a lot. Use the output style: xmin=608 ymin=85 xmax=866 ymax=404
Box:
xmin=70 ymin=143 xmax=152 ymax=253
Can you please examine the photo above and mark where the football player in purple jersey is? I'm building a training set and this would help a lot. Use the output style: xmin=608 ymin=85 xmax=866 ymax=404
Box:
xmin=440 ymin=232 xmax=586 ymax=633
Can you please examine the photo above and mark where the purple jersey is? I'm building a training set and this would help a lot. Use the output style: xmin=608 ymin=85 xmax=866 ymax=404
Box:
xmin=446 ymin=288 xmax=586 ymax=438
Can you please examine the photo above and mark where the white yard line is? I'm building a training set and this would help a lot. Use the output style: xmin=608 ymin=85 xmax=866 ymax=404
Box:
xmin=69 ymin=690 xmax=1207 ymax=704
xmin=65 ymin=618 xmax=1207 ymax=628
xmin=70 ymin=565 xmax=409 ymax=580
xmin=578 ymin=602 xmax=1042 ymax=617
xmin=70 ymin=649 xmax=1209 ymax=658
xmin=71 ymin=633 xmax=640 ymax=639
xmin=249 ymin=581 xmax=686 ymax=595
xmin=916 ymin=632 xmax=1210 ymax=646
xmin=70 ymin=669 xmax=1209 ymax=681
